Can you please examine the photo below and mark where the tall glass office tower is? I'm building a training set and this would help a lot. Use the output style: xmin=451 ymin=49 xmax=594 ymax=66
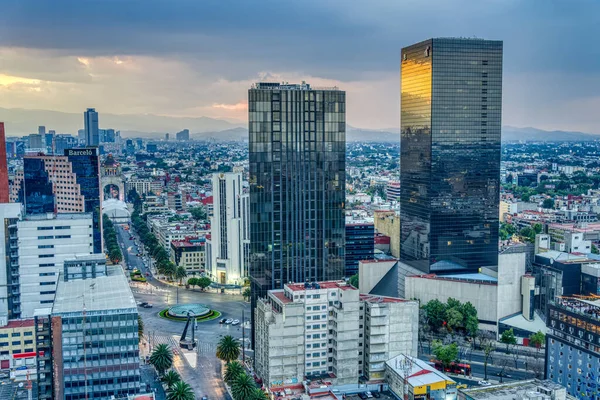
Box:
xmin=248 ymin=82 xmax=346 ymax=340
xmin=400 ymin=38 xmax=502 ymax=273
xmin=84 ymin=108 xmax=99 ymax=146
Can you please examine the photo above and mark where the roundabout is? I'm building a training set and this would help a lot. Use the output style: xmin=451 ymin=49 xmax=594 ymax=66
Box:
xmin=159 ymin=303 xmax=221 ymax=322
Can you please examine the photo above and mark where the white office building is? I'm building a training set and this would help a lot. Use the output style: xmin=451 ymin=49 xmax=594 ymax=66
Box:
xmin=0 ymin=203 xmax=22 ymax=322
xmin=208 ymin=172 xmax=249 ymax=285
xmin=17 ymin=213 xmax=94 ymax=317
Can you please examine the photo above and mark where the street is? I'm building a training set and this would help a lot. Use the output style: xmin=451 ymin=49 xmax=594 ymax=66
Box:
xmin=116 ymin=223 xmax=249 ymax=399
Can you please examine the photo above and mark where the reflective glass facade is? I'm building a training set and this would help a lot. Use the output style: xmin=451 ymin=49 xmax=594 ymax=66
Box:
xmin=65 ymin=148 xmax=102 ymax=254
xmin=20 ymin=158 xmax=55 ymax=214
xmin=400 ymin=38 xmax=502 ymax=273
xmin=248 ymin=82 xmax=346 ymax=340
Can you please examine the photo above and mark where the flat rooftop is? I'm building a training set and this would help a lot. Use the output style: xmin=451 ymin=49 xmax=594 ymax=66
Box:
xmin=359 ymin=294 xmax=407 ymax=304
xmin=498 ymin=313 xmax=547 ymax=335
xmin=460 ymin=379 xmax=569 ymax=399
xmin=52 ymin=266 xmax=136 ymax=314
xmin=286 ymin=280 xmax=356 ymax=292
xmin=536 ymin=250 xmax=595 ymax=264
xmin=23 ymin=212 xmax=92 ymax=221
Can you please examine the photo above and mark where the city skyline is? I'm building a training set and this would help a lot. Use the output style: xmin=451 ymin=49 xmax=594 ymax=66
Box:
xmin=0 ymin=1 xmax=599 ymax=133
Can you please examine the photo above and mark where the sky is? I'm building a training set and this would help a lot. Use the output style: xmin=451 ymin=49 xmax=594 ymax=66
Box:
xmin=0 ymin=0 xmax=599 ymax=132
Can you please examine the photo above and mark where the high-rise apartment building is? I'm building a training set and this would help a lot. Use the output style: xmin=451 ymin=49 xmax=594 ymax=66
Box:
xmin=208 ymin=172 xmax=249 ymax=285
xmin=248 ymin=82 xmax=346 ymax=341
xmin=0 ymin=122 xmax=9 ymax=203
xmin=345 ymin=220 xmax=375 ymax=276
xmin=0 ymin=203 xmax=22 ymax=320
xmin=400 ymin=38 xmax=502 ymax=273
xmin=254 ymin=281 xmax=418 ymax=389
xmin=84 ymin=108 xmax=99 ymax=146
xmin=28 ymin=133 xmax=44 ymax=150
xmin=176 ymin=129 xmax=190 ymax=141
xmin=11 ymin=148 xmax=103 ymax=253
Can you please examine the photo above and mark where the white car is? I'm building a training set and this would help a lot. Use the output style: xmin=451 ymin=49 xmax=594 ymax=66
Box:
xmin=231 ymin=319 xmax=240 ymax=325
xmin=478 ymin=381 xmax=491 ymax=386
xmin=225 ymin=319 xmax=233 ymax=324
xmin=365 ymin=392 xmax=374 ymax=398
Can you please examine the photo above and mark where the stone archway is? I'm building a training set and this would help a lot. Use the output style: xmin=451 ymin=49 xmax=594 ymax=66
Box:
xmin=102 ymin=177 xmax=124 ymax=201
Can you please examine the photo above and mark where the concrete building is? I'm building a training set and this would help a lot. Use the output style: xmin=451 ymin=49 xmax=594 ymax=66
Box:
xmin=126 ymin=178 xmax=154 ymax=197
xmin=255 ymin=281 xmax=360 ymax=388
xmin=405 ymin=252 xmax=527 ymax=332
xmin=62 ymin=253 xmax=107 ymax=281
xmin=209 ymin=172 xmax=249 ymax=285
xmin=51 ymin=265 xmax=141 ymax=399
xmin=254 ymin=281 xmax=419 ymax=389
xmin=386 ymin=181 xmax=400 ymax=202
xmin=167 ymin=191 xmax=186 ymax=211
xmin=373 ymin=211 xmax=400 ymax=258
xmin=0 ymin=122 xmax=9 ymax=203
xmin=386 ymin=354 xmax=457 ymax=400
xmin=0 ymin=319 xmax=37 ymax=377
xmin=17 ymin=213 xmax=94 ymax=317
xmin=147 ymin=215 xmax=210 ymax=255
xmin=175 ymin=129 xmax=190 ymax=141
xmin=459 ymin=379 xmax=572 ymax=400
xmin=359 ymin=294 xmax=419 ymax=380
xmin=170 ymin=237 xmax=206 ymax=274
xmin=0 ymin=203 xmax=22 ymax=321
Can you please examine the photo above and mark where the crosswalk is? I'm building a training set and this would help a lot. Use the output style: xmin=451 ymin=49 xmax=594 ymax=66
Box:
xmin=148 ymin=335 xmax=217 ymax=357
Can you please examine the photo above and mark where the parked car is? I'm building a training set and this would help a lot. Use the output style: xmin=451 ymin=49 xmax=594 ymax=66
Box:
xmin=225 ymin=319 xmax=233 ymax=324
xmin=137 ymin=302 xmax=148 ymax=307
xmin=231 ymin=319 xmax=240 ymax=325
xmin=219 ymin=319 xmax=227 ymax=324
xmin=372 ymin=393 xmax=381 ymax=398
xmin=365 ymin=392 xmax=374 ymax=398
xmin=478 ymin=381 xmax=491 ymax=386
xmin=358 ymin=393 xmax=368 ymax=400
xmin=143 ymin=303 xmax=153 ymax=308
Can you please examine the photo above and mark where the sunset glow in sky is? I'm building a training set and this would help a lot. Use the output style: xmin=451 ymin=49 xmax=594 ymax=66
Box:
xmin=0 ymin=0 xmax=599 ymax=132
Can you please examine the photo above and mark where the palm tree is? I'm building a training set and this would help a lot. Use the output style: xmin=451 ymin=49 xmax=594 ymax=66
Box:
xmin=175 ymin=266 xmax=187 ymax=284
xmin=216 ymin=335 xmax=240 ymax=364
xmin=149 ymin=343 xmax=173 ymax=376
xmin=161 ymin=370 xmax=181 ymax=390
xmin=224 ymin=361 xmax=244 ymax=385
xmin=166 ymin=381 xmax=195 ymax=400
xmin=250 ymin=388 xmax=268 ymax=400
xmin=231 ymin=373 xmax=256 ymax=400
xmin=242 ymin=287 xmax=251 ymax=302
xmin=137 ymin=315 xmax=144 ymax=343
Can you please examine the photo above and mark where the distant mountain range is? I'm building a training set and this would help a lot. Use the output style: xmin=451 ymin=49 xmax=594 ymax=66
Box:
xmin=0 ymin=107 xmax=598 ymax=142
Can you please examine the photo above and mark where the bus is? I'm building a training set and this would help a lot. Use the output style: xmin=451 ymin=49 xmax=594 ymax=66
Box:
xmin=432 ymin=360 xmax=471 ymax=376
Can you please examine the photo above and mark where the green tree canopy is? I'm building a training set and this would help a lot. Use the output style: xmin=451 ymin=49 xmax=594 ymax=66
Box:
xmin=166 ymin=381 xmax=195 ymax=400
xmin=231 ymin=372 xmax=256 ymax=400
xmin=161 ymin=370 xmax=181 ymax=390
xmin=431 ymin=340 xmax=458 ymax=369
xmin=500 ymin=328 xmax=517 ymax=352
xmin=224 ymin=361 xmax=245 ymax=386
xmin=529 ymin=331 xmax=545 ymax=348
xmin=424 ymin=299 xmax=447 ymax=328
xmin=216 ymin=335 xmax=240 ymax=364
xmin=149 ymin=344 xmax=173 ymax=376
xmin=349 ymin=274 xmax=359 ymax=288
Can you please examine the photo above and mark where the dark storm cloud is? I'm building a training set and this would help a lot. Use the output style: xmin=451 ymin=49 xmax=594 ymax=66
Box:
xmin=1 ymin=0 xmax=597 ymax=81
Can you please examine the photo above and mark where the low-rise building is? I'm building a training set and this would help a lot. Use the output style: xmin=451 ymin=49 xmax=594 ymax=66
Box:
xmin=0 ymin=319 xmax=36 ymax=378
xmin=170 ymin=236 xmax=206 ymax=273
xmin=386 ymin=354 xmax=456 ymax=400
xmin=458 ymin=379 xmax=574 ymax=400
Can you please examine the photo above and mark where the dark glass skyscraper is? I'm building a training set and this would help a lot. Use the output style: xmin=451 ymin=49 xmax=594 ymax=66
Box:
xmin=65 ymin=148 xmax=103 ymax=253
xmin=400 ymin=38 xmax=502 ymax=273
xmin=20 ymin=158 xmax=55 ymax=214
xmin=84 ymin=108 xmax=99 ymax=146
xmin=248 ymin=82 xmax=346 ymax=340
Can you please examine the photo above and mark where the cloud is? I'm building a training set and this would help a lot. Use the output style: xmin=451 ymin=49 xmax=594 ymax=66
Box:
xmin=0 ymin=0 xmax=599 ymax=131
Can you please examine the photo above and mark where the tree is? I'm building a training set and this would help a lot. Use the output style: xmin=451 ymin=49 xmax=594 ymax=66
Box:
xmin=138 ymin=315 xmax=144 ymax=343
xmin=224 ymin=361 xmax=244 ymax=385
xmin=477 ymin=331 xmax=496 ymax=380
xmin=149 ymin=344 xmax=173 ymax=376
xmin=187 ymin=277 xmax=198 ymax=288
xmin=231 ymin=373 xmax=256 ymax=400
xmin=189 ymin=206 xmax=207 ymax=221
xmin=250 ymin=388 xmax=268 ymax=400
xmin=500 ymin=328 xmax=517 ymax=353
xmin=166 ymin=381 xmax=195 ymax=400
xmin=542 ymin=198 xmax=554 ymax=209
xmin=424 ymin=299 xmax=447 ymax=328
xmin=243 ymin=287 xmax=251 ymax=301
xmin=161 ymin=370 xmax=181 ymax=390
xmin=592 ymin=244 xmax=600 ymax=255
xmin=216 ymin=335 xmax=240 ymax=364
xmin=175 ymin=266 xmax=188 ymax=284
xmin=349 ymin=274 xmax=359 ymax=288
xmin=197 ymin=276 xmax=212 ymax=290
xmin=529 ymin=330 xmax=545 ymax=349
xmin=431 ymin=340 xmax=458 ymax=369
xmin=445 ymin=308 xmax=463 ymax=331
